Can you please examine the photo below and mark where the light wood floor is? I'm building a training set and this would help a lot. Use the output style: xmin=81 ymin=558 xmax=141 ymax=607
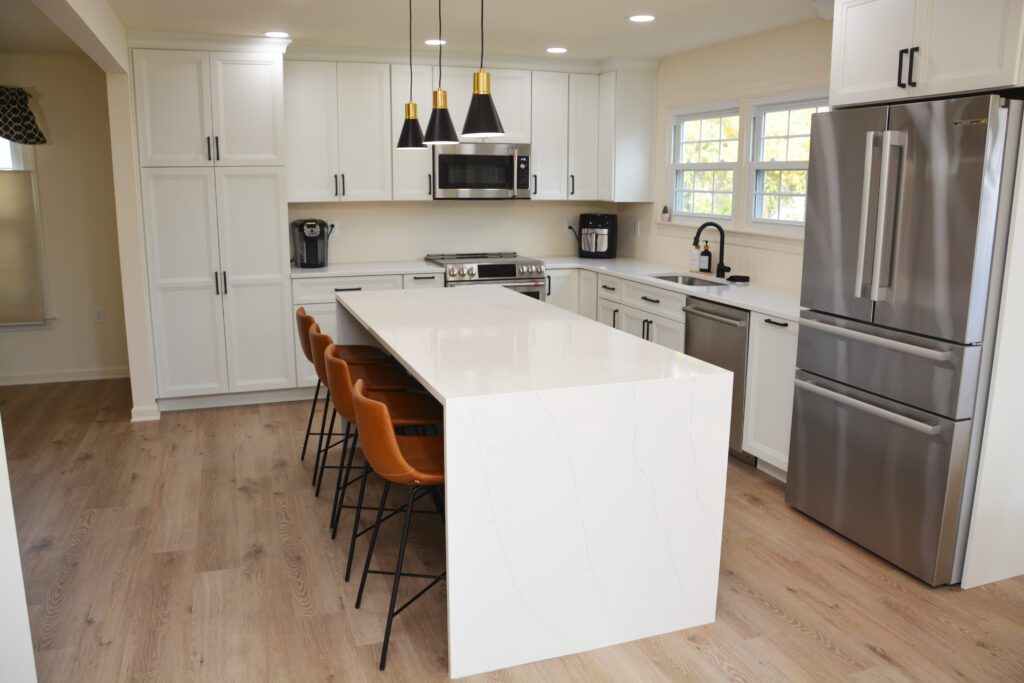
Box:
xmin=2 ymin=379 xmax=1023 ymax=682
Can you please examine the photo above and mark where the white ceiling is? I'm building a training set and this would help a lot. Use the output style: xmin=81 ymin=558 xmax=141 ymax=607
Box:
xmin=108 ymin=0 xmax=825 ymax=62
xmin=0 ymin=0 xmax=81 ymax=55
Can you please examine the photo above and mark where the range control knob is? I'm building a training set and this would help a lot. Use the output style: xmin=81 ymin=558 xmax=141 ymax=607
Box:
xmin=519 ymin=265 xmax=527 ymax=273
xmin=456 ymin=267 xmax=464 ymax=276
xmin=538 ymin=264 xmax=545 ymax=272
xmin=530 ymin=265 xmax=539 ymax=273
xmin=468 ymin=267 xmax=477 ymax=277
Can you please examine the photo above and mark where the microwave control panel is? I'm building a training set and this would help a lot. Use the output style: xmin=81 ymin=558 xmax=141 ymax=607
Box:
xmin=516 ymin=155 xmax=530 ymax=190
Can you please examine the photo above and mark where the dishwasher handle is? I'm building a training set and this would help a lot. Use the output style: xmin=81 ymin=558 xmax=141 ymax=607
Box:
xmin=682 ymin=305 xmax=747 ymax=328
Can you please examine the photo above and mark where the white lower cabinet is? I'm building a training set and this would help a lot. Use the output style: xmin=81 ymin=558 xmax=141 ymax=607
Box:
xmin=598 ymin=293 xmax=686 ymax=353
xmin=597 ymin=298 xmax=619 ymax=327
xmin=293 ymin=301 xmax=336 ymax=387
xmin=546 ymin=269 xmax=579 ymax=313
xmin=578 ymin=269 xmax=597 ymax=320
xmin=402 ymin=272 xmax=444 ymax=289
xmin=646 ymin=313 xmax=685 ymax=353
xmin=743 ymin=313 xmax=799 ymax=471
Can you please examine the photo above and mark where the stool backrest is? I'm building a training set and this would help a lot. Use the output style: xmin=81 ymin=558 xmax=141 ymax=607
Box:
xmin=309 ymin=323 xmax=333 ymax=384
xmin=351 ymin=379 xmax=420 ymax=484
xmin=296 ymin=307 xmax=316 ymax=364
xmin=324 ymin=344 xmax=357 ymax=420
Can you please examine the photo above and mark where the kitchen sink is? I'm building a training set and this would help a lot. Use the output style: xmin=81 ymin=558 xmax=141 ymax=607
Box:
xmin=652 ymin=274 xmax=728 ymax=287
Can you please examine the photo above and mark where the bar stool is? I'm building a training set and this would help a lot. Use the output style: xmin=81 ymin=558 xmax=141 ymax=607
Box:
xmin=294 ymin=307 xmax=389 ymax=464
xmin=350 ymin=378 xmax=446 ymax=671
xmin=323 ymin=345 xmax=442 ymax=581
xmin=309 ymin=324 xmax=420 ymax=495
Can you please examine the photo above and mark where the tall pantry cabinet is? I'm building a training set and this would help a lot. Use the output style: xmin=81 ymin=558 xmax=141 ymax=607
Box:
xmin=133 ymin=48 xmax=295 ymax=398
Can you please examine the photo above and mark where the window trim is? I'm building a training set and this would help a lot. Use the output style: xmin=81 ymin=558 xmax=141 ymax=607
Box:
xmin=669 ymin=104 xmax=741 ymax=222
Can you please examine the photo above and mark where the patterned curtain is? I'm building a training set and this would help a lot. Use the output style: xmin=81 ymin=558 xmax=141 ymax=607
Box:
xmin=0 ymin=86 xmax=47 ymax=145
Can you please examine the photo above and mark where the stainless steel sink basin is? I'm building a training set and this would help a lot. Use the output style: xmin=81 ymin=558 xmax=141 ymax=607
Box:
xmin=652 ymin=274 xmax=728 ymax=287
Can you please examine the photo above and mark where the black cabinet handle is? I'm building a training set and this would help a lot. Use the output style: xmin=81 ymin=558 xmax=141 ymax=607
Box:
xmin=428 ymin=173 xmax=433 ymax=196
xmin=897 ymin=48 xmax=909 ymax=88
xmin=206 ymin=136 xmax=212 ymax=161
xmin=532 ymin=174 xmax=538 ymax=195
xmin=612 ymin=308 xmax=618 ymax=328
xmin=214 ymin=271 xmax=219 ymax=295
xmin=908 ymin=46 xmax=919 ymax=87
xmin=601 ymin=284 xmax=616 ymax=291
xmin=641 ymin=295 xmax=661 ymax=304
xmin=570 ymin=174 xmax=575 ymax=195
xmin=412 ymin=275 xmax=435 ymax=281
xmin=546 ymin=275 xmax=552 ymax=296
xmin=334 ymin=174 xmax=339 ymax=197
xmin=221 ymin=271 xmax=227 ymax=294
xmin=334 ymin=287 xmax=362 ymax=292
xmin=764 ymin=318 xmax=789 ymax=328
xmin=214 ymin=136 xmax=220 ymax=160
xmin=342 ymin=174 xmax=346 ymax=196
xmin=642 ymin=319 xmax=652 ymax=340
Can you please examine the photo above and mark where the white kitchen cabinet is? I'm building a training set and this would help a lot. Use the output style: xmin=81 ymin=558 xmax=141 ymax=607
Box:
xmin=141 ymin=168 xmax=228 ymax=397
xmin=830 ymin=0 xmax=1024 ymax=106
xmin=597 ymin=298 xmax=620 ymax=328
xmin=568 ymin=73 xmax=600 ymax=200
xmin=598 ymin=291 xmax=685 ymax=353
xmin=578 ymin=269 xmax=597 ymax=320
xmin=647 ymin=314 xmax=686 ymax=353
xmin=598 ymin=70 xmax=656 ymax=202
xmin=215 ymin=167 xmax=295 ymax=392
xmin=337 ymin=63 xmax=393 ymax=200
xmin=402 ymin=272 xmax=444 ymax=289
xmin=530 ymin=72 xmax=569 ymax=200
xmin=743 ymin=313 xmax=799 ymax=471
xmin=617 ymin=304 xmax=648 ymax=339
xmin=284 ymin=61 xmax=340 ymax=201
xmin=134 ymin=49 xmax=284 ymax=167
xmin=546 ymin=269 xmax=579 ymax=313
xmin=391 ymin=64 xmax=435 ymax=201
xmin=294 ymin=302 xmax=336 ymax=387
xmin=442 ymin=67 xmax=532 ymax=144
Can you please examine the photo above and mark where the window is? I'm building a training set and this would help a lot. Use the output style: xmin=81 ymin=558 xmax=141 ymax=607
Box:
xmin=751 ymin=101 xmax=829 ymax=224
xmin=671 ymin=110 xmax=740 ymax=218
xmin=0 ymin=138 xmax=49 ymax=325
xmin=0 ymin=138 xmax=13 ymax=169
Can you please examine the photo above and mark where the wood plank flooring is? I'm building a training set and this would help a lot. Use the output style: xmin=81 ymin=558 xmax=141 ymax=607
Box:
xmin=2 ymin=379 xmax=1022 ymax=682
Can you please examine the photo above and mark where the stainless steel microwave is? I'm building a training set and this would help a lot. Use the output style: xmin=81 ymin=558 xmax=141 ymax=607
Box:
xmin=433 ymin=143 xmax=531 ymax=199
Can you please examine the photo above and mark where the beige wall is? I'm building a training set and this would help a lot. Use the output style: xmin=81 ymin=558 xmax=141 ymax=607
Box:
xmin=619 ymin=19 xmax=833 ymax=294
xmin=0 ymin=52 xmax=128 ymax=384
xmin=289 ymin=200 xmax=617 ymax=262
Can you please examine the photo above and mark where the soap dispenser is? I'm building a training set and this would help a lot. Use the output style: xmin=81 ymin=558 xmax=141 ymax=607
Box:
xmin=699 ymin=241 xmax=713 ymax=273
xmin=690 ymin=243 xmax=701 ymax=272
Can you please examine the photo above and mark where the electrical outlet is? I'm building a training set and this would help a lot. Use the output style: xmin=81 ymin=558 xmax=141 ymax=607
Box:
xmin=92 ymin=308 xmax=105 ymax=324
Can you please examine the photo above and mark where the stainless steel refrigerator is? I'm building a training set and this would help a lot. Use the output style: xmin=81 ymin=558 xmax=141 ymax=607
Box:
xmin=787 ymin=94 xmax=1022 ymax=586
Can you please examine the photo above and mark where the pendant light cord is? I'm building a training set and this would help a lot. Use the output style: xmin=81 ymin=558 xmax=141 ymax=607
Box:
xmin=437 ymin=0 xmax=443 ymax=88
xmin=479 ymin=0 xmax=484 ymax=69
xmin=408 ymin=0 xmax=413 ymax=101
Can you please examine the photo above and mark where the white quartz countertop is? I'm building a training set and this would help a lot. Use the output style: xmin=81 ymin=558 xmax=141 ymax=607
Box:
xmin=336 ymin=285 xmax=729 ymax=401
xmin=290 ymin=260 xmax=443 ymax=279
xmin=541 ymin=255 xmax=801 ymax=321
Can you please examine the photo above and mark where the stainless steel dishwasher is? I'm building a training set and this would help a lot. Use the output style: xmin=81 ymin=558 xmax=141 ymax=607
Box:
xmin=682 ymin=298 xmax=753 ymax=465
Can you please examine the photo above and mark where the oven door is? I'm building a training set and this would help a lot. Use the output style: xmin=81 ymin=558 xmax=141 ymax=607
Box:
xmin=448 ymin=278 xmax=546 ymax=302
xmin=434 ymin=143 xmax=530 ymax=199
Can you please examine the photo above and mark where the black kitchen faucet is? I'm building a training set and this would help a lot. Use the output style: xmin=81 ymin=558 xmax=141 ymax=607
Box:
xmin=693 ymin=221 xmax=731 ymax=279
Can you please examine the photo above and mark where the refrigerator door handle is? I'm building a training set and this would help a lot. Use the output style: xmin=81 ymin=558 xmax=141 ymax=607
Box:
xmin=870 ymin=130 xmax=907 ymax=302
xmin=800 ymin=317 xmax=952 ymax=362
xmin=855 ymin=131 xmax=881 ymax=299
xmin=795 ymin=378 xmax=942 ymax=436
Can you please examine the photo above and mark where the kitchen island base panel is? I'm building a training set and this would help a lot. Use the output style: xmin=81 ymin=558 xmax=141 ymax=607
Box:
xmin=444 ymin=377 xmax=731 ymax=678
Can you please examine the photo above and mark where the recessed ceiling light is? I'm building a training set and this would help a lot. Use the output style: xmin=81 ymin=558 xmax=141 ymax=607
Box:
xmin=546 ymin=47 xmax=568 ymax=54
xmin=424 ymin=39 xmax=447 ymax=46
xmin=629 ymin=14 xmax=656 ymax=23
xmin=263 ymin=31 xmax=289 ymax=38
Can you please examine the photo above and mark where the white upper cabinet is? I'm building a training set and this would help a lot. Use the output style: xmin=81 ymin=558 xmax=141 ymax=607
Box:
xmin=134 ymin=50 xmax=214 ymax=167
xmin=830 ymin=0 xmax=1024 ymax=106
xmin=284 ymin=61 xmax=340 ymax=202
xmin=530 ymin=71 xmax=569 ymax=200
xmin=598 ymin=70 xmax=656 ymax=202
xmin=209 ymin=52 xmax=284 ymax=165
xmin=441 ymin=67 xmax=532 ymax=144
xmin=391 ymin=64 xmax=434 ymax=201
xmin=337 ymin=62 xmax=393 ymax=201
xmin=568 ymin=73 xmax=600 ymax=201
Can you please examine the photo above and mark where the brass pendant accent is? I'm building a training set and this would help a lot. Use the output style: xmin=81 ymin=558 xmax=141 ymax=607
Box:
xmin=472 ymin=69 xmax=491 ymax=95
xmin=433 ymin=88 xmax=449 ymax=110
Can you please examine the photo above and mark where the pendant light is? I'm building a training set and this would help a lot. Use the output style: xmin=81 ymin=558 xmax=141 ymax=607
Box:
xmin=461 ymin=0 xmax=504 ymax=137
xmin=423 ymin=0 xmax=459 ymax=144
xmin=396 ymin=0 xmax=425 ymax=149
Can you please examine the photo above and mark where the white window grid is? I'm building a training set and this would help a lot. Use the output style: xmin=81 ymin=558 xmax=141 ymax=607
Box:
xmin=670 ymin=108 xmax=740 ymax=220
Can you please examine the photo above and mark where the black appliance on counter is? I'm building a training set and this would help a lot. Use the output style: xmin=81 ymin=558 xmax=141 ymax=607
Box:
xmin=576 ymin=213 xmax=617 ymax=259
xmin=290 ymin=219 xmax=333 ymax=268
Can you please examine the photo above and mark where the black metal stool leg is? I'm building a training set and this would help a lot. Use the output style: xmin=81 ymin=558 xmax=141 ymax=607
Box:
xmin=380 ymin=485 xmax=419 ymax=671
xmin=300 ymin=379 xmax=321 ymax=461
xmin=356 ymin=481 xmax=391 ymax=609
xmin=311 ymin=388 xmax=331 ymax=481
xmin=344 ymin=453 xmax=369 ymax=582
xmin=329 ymin=422 xmax=354 ymax=533
xmin=314 ymin=407 xmax=338 ymax=493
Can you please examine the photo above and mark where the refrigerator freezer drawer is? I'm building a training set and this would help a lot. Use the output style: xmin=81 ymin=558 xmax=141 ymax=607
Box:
xmin=797 ymin=311 xmax=981 ymax=420
xmin=786 ymin=371 xmax=972 ymax=586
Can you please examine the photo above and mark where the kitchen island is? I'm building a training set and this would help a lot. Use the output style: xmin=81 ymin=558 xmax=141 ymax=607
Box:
xmin=335 ymin=285 xmax=732 ymax=678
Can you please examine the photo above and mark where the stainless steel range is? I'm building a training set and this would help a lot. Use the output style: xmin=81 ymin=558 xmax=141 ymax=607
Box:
xmin=425 ymin=252 xmax=546 ymax=301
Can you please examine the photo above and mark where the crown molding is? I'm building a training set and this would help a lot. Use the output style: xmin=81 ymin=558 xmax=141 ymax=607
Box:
xmin=285 ymin=43 xmax=604 ymax=73
xmin=127 ymin=32 xmax=292 ymax=54
xmin=598 ymin=57 xmax=659 ymax=73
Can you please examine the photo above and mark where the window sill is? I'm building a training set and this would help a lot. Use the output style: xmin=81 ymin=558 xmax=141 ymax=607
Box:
xmin=657 ymin=217 xmax=804 ymax=241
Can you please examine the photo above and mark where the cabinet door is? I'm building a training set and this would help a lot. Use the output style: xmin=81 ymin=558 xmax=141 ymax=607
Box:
xmin=141 ymin=168 xmax=228 ymax=397
xmin=913 ymin=0 xmax=1024 ymax=97
xmin=568 ymin=74 xmax=600 ymax=200
xmin=597 ymin=298 xmax=620 ymax=328
xmin=402 ymin=272 xmax=444 ymax=289
xmin=743 ymin=314 xmax=799 ymax=470
xmin=647 ymin=314 xmax=686 ymax=353
xmin=545 ymin=269 xmax=579 ymax=313
xmin=337 ymin=63 xmax=393 ymax=201
xmin=597 ymin=71 xmax=616 ymax=201
xmin=215 ymin=167 xmax=296 ymax=392
xmin=133 ymin=50 xmax=213 ymax=167
xmin=441 ymin=67 xmax=531 ymax=144
xmin=391 ymin=64 xmax=434 ymax=201
xmin=294 ymin=303 xmax=335 ymax=387
xmin=210 ymin=52 xmax=284 ymax=166
xmin=530 ymin=72 xmax=569 ymax=200
xmin=284 ymin=61 xmax=340 ymax=201
xmin=618 ymin=304 xmax=648 ymax=339
xmin=829 ymin=0 xmax=917 ymax=106
xmin=578 ymin=269 xmax=597 ymax=320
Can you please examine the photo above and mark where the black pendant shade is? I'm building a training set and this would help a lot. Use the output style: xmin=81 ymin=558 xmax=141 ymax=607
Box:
xmin=462 ymin=91 xmax=504 ymax=138
xmin=424 ymin=105 xmax=459 ymax=145
xmin=397 ymin=114 xmax=426 ymax=149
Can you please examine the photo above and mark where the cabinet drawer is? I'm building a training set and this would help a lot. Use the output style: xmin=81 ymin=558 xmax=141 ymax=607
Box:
xmin=597 ymin=274 xmax=622 ymax=301
xmin=291 ymin=274 xmax=403 ymax=304
xmin=622 ymin=281 xmax=686 ymax=321
xmin=403 ymin=272 xmax=443 ymax=289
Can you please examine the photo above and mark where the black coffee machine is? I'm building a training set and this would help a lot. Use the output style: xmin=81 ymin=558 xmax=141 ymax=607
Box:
xmin=576 ymin=213 xmax=617 ymax=259
xmin=290 ymin=219 xmax=333 ymax=268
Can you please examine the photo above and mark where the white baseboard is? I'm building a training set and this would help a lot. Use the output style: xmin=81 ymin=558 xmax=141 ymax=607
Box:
xmin=756 ymin=459 xmax=787 ymax=483
xmin=130 ymin=404 xmax=161 ymax=422
xmin=0 ymin=365 xmax=129 ymax=387
xmin=158 ymin=386 xmax=316 ymax=413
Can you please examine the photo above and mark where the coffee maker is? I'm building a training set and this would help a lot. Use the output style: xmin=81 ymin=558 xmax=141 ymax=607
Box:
xmin=577 ymin=213 xmax=617 ymax=259
xmin=290 ymin=219 xmax=333 ymax=268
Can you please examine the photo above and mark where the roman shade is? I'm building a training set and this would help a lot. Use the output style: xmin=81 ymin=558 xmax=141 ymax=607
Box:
xmin=0 ymin=171 xmax=46 ymax=324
